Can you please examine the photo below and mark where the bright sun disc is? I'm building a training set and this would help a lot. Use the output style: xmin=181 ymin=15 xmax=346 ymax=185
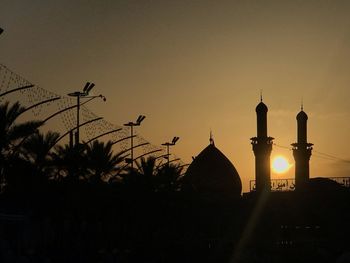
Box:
xmin=272 ymin=156 xmax=292 ymax=174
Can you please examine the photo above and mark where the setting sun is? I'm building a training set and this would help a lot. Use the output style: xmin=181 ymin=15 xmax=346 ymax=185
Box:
xmin=272 ymin=156 xmax=292 ymax=174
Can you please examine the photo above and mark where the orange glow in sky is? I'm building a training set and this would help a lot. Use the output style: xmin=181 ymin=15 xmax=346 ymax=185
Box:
xmin=1 ymin=1 xmax=350 ymax=192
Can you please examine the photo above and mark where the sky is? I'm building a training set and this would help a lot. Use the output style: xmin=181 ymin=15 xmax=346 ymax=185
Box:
xmin=1 ymin=0 xmax=350 ymax=192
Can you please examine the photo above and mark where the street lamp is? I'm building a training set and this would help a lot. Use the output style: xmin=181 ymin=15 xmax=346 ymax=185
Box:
xmin=68 ymin=82 xmax=106 ymax=146
xmin=162 ymin=136 xmax=180 ymax=166
xmin=123 ymin=115 xmax=146 ymax=169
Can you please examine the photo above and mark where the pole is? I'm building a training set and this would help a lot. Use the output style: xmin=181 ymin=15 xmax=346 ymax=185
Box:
xmin=130 ymin=125 xmax=134 ymax=169
xmin=76 ymin=95 xmax=80 ymax=146
xmin=68 ymin=83 xmax=104 ymax=146
xmin=166 ymin=144 xmax=170 ymax=167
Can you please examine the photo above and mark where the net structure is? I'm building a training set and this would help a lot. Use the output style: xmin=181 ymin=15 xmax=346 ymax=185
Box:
xmin=0 ymin=64 xmax=185 ymax=169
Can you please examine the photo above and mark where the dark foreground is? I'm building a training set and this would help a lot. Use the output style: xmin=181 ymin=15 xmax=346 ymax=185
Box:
xmin=1 ymin=182 xmax=350 ymax=263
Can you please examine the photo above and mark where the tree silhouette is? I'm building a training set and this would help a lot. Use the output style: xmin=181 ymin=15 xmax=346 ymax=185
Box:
xmin=122 ymin=156 xmax=183 ymax=193
xmin=84 ymin=140 xmax=125 ymax=184
xmin=0 ymin=102 xmax=42 ymax=155
xmin=136 ymin=156 xmax=157 ymax=177
xmin=51 ymin=143 xmax=87 ymax=182
xmin=156 ymin=163 xmax=183 ymax=192
xmin=0 ymin=101 xmax=42 ymax=191
xmin=122 ymin=156 xmax=157 ymax=192
xmin=21 ymin=131 xmax=60 ymax=179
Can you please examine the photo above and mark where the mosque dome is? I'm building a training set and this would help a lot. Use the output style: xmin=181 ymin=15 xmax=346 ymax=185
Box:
xmin=297 ymin=110 xmax=308 ymax=121
xmin=256 ymin=101 xmax=268 ymax=113
xmin=184 ymin=141 xmax=242 ymax=198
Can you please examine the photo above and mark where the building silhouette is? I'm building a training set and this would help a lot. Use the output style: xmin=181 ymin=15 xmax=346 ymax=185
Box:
xmin=184 ymin=135 xmax=242 ymax=199
xmin=250 ymin=97 xmax=274 ymax=192
xmin=291 ymin=105 xmax=313 ymax=190
xmin=1 ymin=95 xmax=350 ymax=263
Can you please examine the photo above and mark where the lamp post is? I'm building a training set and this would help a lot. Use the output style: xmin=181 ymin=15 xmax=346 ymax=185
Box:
xmin=162 ymin=136 xmax=180 ymax=166
xmin=68 ymin=82 xmax=106 ymax=146
xmin=123 ymin=115 xmax=146 ymax=169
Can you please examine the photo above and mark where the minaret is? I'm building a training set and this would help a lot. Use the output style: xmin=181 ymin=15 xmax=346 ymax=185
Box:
xmin=250 ymin=96 xmax=274 ymax=192
xmin=291 ymin=104 xmax=313 ymax=190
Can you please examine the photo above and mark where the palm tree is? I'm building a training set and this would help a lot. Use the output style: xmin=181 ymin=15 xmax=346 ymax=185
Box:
xmin=51 ymin=143 xmax=88 ymax=182
xmin=21 ymin=131 xmax=60 ymax=179
xmin=0 ymin=101 xmax=42 ymax=154
xmin=123 ymin=156 xmax=158 ymax=191
xmin=156 ymin=163 xmax=183 ymax=192
xmin=84 ymin=140 xmax=125 ymax=184
xmin=0 ymin=101 xmax=42 ymax=191
xmin=136 ymin=156 xmax=157 ymax=178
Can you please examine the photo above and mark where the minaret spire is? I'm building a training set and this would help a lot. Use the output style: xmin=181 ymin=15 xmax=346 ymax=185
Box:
xmin=301 ymin=97 xmax=304 ymax=111
xmin=260 ymin=90 xmax=263 ymax=102
xmin=292 ymin=105 xmax=313 ymax=190
xmin=251 ymin=97 xmax=273 ymax=192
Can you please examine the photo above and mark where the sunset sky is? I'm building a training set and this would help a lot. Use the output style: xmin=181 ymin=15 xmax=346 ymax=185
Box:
xmin=1 ymin=0 xmax=350 ymax=192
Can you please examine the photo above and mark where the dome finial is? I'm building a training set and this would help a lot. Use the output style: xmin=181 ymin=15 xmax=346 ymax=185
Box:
xmin=209 ymin=130 xmax=215 ymax=145
xmin=260 ymin=89 xmax=263 ymax=102
xmin=301 ymin=97 xmax=304 ymax=111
